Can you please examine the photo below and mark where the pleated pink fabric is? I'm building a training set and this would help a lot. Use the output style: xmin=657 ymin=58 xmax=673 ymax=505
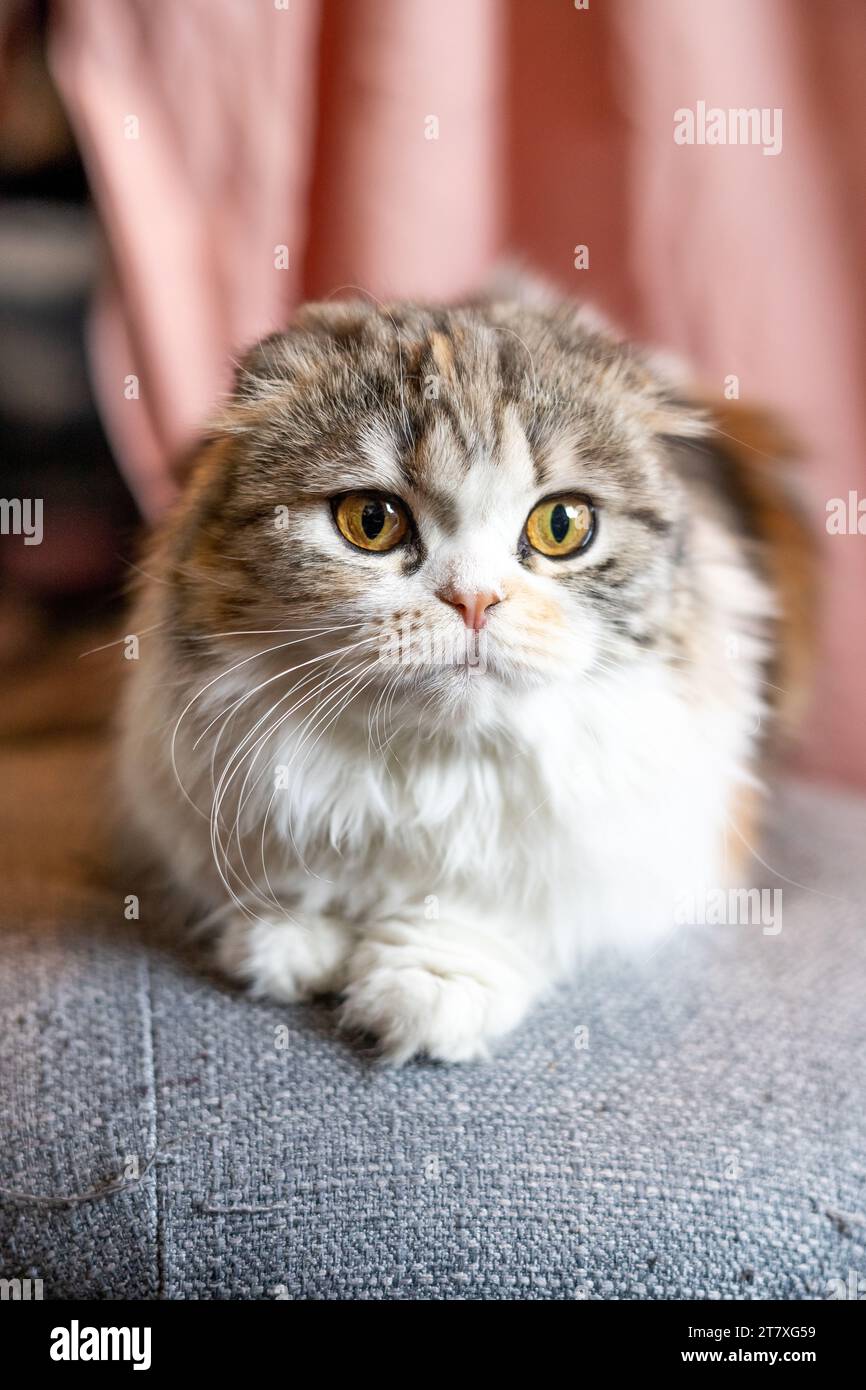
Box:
xmin=48 ymin=0 xmax=866 ymax=784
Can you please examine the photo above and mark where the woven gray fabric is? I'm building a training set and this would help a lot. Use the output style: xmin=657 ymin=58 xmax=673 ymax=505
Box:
xmin=1 ymin=779 xmax=864 ymax=1300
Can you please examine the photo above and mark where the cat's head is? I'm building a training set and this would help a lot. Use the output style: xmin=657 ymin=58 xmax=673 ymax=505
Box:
xmin=167 ymin=293 xmax=709 ymax=731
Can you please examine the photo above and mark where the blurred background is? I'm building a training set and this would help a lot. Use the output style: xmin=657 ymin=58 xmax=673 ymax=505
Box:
xmin=1 ymin=0 xmax=865 ymax=830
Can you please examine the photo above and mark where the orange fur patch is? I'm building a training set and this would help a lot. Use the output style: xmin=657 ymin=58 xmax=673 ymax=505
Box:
xmin=429 ymin=331 xmax=456 ymax=381
xmin=696 ymin=396 xmax=818 ymax=745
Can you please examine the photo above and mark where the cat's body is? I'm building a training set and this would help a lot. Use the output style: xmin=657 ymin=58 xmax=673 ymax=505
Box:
xmin=119 ymin=285 xmax=813 ymax=1062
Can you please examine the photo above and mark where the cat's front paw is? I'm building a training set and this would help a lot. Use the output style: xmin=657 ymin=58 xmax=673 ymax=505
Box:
xmin=217 ymin=915 xmax=353 ymax=1003
xmin=339 ymin=932 xmax=535 ymax=1064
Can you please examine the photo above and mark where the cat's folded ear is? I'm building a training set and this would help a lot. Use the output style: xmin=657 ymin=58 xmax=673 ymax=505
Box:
xmin=232 ymin=331 xmax=295 ymax=402
xmin=473 ymin=259 xmax=619 ymax=338
xmin=471 ymin=260 xmax=561 ymax=309
xmin=629 ymin=348 xmax=710 ymax=442
xmin=172 ymin=315 xmax=355 ymax=483
xmin=231 ymin=300 xmax=377 ymax=403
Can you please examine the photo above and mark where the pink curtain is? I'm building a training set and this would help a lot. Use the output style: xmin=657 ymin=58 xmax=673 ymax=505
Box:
xmin=48 ymin=0 xmax=866 ymax=788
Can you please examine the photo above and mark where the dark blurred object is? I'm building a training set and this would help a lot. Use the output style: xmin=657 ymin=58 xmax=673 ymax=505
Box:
xmin=0 ymin=0 xmax=139 ymax=662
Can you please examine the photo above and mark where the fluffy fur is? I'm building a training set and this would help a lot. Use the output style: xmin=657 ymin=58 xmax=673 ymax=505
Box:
xmin=118 ymin=284 xmax=814 ymax=1063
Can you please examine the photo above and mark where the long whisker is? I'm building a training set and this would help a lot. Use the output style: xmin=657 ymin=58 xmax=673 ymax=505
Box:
xmin=282 ymin=660 xmax=383 ymax=868
xmin=197 ymin=633 xmax=378 ymax=761
xmin=722 ymin=809 xmax=847 ymax=905
xmin=208 ymin=652 xmax=377 ymax=911
xmin=212 ymin=638 xmax=381 ymax=805
xmin=368 ymin=665 xmax=398 ymax=762
xmin=377 ymin=672 xmax=409 ymax=766
xmin=78 ymin=622 xmax=166 ymax=659
xmin=230 ymin=655 xmax=377 ymax=895
xmin=170 ymin=625 xmax=369 ymax=812
xmin=189 ymin=623 xmax=369 ymax=640
xmin=264 ymin=661 xmax=382 ymax=892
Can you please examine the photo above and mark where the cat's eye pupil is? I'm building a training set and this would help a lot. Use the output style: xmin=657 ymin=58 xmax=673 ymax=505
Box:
xmin=524 ymin=494 xmax=594 ymax=558
xmin=334 ymin=492 xmax=409 ymax=552
xmin=550 ymin=503 xmax=570 ymax=544
xmin=361 ymin=500 xmax=386 ymax=539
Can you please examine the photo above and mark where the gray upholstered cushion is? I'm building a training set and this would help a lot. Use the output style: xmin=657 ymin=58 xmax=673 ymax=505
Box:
xmin=1 ymin=779 xmax=864 ymax=1300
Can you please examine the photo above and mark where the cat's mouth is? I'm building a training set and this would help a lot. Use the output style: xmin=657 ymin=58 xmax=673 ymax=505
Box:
xmin=379 ymin=645 xmax=555 ymax=696
xmin=372 ymin=614 xmax=570 ymax=695
xmin=386 ymin=630 xmax=513 ymax=671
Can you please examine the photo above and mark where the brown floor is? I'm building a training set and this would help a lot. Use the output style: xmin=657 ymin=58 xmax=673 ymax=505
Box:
xmin=0 ymin=614 xmax=121 ymax=919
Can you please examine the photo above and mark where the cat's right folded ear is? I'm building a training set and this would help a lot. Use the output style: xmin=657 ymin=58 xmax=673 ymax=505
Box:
xmin=471 ymin=260 xmax=559 ymax=308
xmin=232 ymin=331 xmax=296 ymax=402
xmin=231 ymin=300 xmax=376 ymax=404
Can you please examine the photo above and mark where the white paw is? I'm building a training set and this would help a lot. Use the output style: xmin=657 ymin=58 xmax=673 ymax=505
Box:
xmin=339 ymin=933 xmax=535 ymax=1064
xmin=216 ymin=915 xmax=353 ymax=1003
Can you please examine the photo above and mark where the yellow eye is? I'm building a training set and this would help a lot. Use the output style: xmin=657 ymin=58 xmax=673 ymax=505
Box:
xmin=524 ymin=495 xmax=595 ymax=558
xmin=333 ymin=492 xmax=410 ymax=552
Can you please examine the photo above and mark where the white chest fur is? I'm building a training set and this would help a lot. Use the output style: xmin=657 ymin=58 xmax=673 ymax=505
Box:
xmin=240 ymin=660 xmax=758 ymax=962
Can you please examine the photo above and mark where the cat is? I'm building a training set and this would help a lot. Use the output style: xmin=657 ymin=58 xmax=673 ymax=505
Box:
xmin=118 ymin=279 xmax=814 ymax=1063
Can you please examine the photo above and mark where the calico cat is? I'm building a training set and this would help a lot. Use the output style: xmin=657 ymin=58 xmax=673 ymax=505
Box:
xmin=118 ymin=282 xmax=814 ymax=1063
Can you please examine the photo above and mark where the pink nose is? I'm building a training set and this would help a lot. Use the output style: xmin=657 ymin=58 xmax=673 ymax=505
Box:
xmin=437 ymin=587 xmax=502 ymax=630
